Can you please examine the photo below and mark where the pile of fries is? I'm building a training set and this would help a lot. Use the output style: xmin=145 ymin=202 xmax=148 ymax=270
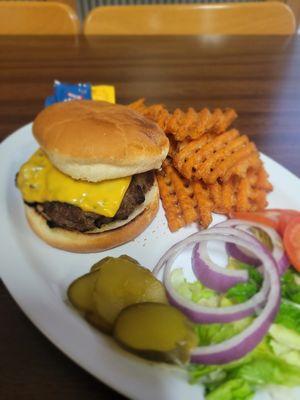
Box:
xmin=129 ymin=99 xmax=273 ymax=232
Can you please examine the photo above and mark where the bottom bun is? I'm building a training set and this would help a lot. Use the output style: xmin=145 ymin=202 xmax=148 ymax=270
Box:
xmin=24 ymin=187 xmax=159 ymax=253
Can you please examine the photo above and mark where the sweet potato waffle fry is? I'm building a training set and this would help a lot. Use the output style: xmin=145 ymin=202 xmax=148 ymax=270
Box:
xmin=128 ymin=99 xmax=237 ymax=141
xmin=157 ymin=163 xmax=272 ymax=232
xmin=129 ymin=99 xmax=272 ymax=231
xmin=128 ymin=98 xmax=170 ymax=130
xmin=208 ymin=167 xmax=272 ymax=215
xmin=173 ymin=130 xmax=261 ymax=184
xmin=192 ymin=181 xmax=214 ymax=229
xmin=156 ymin=160 xmax=214 ymax=231
xmin=156 ymin=160 xmax=198 ymax=232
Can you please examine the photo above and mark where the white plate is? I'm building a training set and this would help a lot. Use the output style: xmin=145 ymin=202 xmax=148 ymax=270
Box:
xmin=1 ymin=124 xmax=300 ymax=400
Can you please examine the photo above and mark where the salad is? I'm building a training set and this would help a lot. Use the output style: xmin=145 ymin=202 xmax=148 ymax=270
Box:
xmin=68 ymin=209 xmax=300 ymax=400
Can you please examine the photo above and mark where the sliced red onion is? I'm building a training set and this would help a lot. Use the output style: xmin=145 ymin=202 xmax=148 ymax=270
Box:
xmin=190 ymin=238 xmax=280 ymax=364
xmin=154 ymin=227 xmax=281 ymax=364
xmin=225 ymin=242 xmax=260 ymax=267
xmin=217 ymin=219 xmax=289 ymax=275
xmin=191 ymin=241 xmax=248 ymax=292
xmin=161 ymin=228 xmax=270 ymax=323
xmin=154 ymin=227 xmax=256 ymax=277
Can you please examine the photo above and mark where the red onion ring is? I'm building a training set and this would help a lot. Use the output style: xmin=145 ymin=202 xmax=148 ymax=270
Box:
xmin=190 ymin=237 xmax=280 ymax=364
xmin=191 ymin=241 xmax=248 ymax=292
xmin=217 ymin=219 xmax=289 ymax=275
xmin=154 ymin=227 xmax=280 ymax=364
xmin=159 ymin=228 xmax=270 ymax=323
xmin=226 ymin=242 xmax=261 ymax=267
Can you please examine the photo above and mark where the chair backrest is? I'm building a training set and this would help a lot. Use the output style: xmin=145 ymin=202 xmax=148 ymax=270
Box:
xmin=84 ymin=2 xmax=296 ymax=35
xmin=0 ymin=1 xmax=80 ymax=35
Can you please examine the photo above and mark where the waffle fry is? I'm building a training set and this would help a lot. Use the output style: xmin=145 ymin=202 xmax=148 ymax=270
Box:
xmin=192 ymin=181 xmax=213 ymax=228
xmin=156 ymin=162 xmax=215 ymax=231
xmin=236 ymin=177 xmax=252 ymax=212
xmin=209 ymin=181 xmax=223 ymax=212
xmin=255 ymin=167 xmax=273 ymax=192
xmin=166 ymin=107 xmax=237 ymax=141
xmin=128 ymin=99 xmax=237 ymax=141
xmin=221 ymin=178 xmax=236 ymax=212
xmin=174 ymin=129 xmax=261 ymax=184
xmin=157 ymin=163 xmax=271 ymax=231
xmin=174 ymin=129 xmax=240 ymax=179
xmin=128 ymin=98 xmax=147 ymax=112
xmin=129 ymin=99 xmax=272 ymax=231
xmin=128 ymin=98 xmax=170 ymax=130
xmin=156 ymin=160 xmax=198 ymax=232
xmin=209 ymin=142 xmax=261 ymax=184
xmin=210 ymin=166 xmax=270 ymax=215
xmin=173 ymin=132 xmax=215 ymax=170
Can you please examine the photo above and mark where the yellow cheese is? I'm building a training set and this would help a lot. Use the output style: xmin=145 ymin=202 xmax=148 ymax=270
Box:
xmin=17 ymin=149 xmax=131 ymax=218
xmin=91 ymin=85 xmax=115 ymax=103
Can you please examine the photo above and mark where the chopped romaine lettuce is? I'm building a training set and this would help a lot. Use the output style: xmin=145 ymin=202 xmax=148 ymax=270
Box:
xmin=269 ymin=324 xmax=300 ymax=351
xmin=227 ymin=258 xmax=262 ymax=285
xmin=189 ymin=364 xmax=225 ymax=385
xmin=206 ymin=379 xmax=253 ymax=400
xmin=275 ymin=300 xmax=300 ymax=333
xmin=172 ymin=262 xmax=300 ymax=399
xmin=189 ymin=346 xmax=300 ymax=399
xmin=225 ymin=259 xmax=262 ymax=304
xmin=281 ymin=270 xmax=300 ymax=304
xmin=232 ymin=354 xmax=300 ymax=387
xmin=171 ymin=268 xmax=220 ymax=307
xmin=269 ymin=340 xmax=300 ymax=367
xmin=195 ymin=318 xmax=252 ymax=346
xmin=225 ymin=281 xmax=258 ymax=304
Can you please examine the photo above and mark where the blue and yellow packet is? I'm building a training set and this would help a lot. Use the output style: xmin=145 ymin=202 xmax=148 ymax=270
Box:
xmin=45 ymin=80 xmax=115 ymax=106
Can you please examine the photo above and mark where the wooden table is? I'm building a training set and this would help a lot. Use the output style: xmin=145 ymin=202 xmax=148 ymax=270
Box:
xmin=1 ymin=35 xmax=300 ymax=400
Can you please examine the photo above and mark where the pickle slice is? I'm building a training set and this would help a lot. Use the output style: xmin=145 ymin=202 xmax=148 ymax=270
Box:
xmin=114 ymin=303 xmax=198 ymax=364
xmin=90 ymin=255 xmax=140 ymax=272
xmin=93 ymin=257 xmax=168 ymax=329
xmin=67 ymin=270 xmax=100 ymax=312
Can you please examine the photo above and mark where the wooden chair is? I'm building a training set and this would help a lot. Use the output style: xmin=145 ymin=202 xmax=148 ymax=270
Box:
xmin=0 ymin=1 xmax=80 ymax=35
xmin=84 ymin=2 xmax=296 ymax=36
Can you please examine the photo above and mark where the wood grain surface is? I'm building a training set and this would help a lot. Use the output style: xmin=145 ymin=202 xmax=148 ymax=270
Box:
xmin=1 ymin=35 xmax=300 ymax=400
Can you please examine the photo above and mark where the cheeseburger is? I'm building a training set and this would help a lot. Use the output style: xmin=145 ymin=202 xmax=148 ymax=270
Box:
xmin=16 ymin=100 xmax=169 ymax=252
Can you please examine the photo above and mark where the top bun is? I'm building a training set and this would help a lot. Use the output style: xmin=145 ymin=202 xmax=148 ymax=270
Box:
xmin=33 ymin=100 xmax=169 ymax=182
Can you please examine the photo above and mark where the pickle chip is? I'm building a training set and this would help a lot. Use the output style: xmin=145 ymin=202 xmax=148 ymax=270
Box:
xmin=114 ymin=303 xmax=198 ymax=364
xmin=67 ymin=270 xmax=100 ymax=312
xmin=93 ymin=257 xmax=168 ymax=329
xmin=68 ymin=255 xmax=167 ymax=334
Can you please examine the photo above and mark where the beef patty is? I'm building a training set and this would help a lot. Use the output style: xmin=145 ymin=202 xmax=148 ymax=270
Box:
xmin=26 ymin=171 xmax=154 ymax=232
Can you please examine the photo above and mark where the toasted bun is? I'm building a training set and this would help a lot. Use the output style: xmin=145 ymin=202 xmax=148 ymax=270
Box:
xmin=33 ymin=100 xmax=169 ymax=182
xmin=24 ymin=184 xmax=159 ymax=253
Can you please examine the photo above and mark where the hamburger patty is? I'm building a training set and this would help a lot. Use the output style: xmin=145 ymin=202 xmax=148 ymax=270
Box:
xmin=28 ymin=171 xmax=154 ymax=232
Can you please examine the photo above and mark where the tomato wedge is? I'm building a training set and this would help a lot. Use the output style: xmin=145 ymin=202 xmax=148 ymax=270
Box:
xmin=230 ymin=209 xmax=300 ymax=233
xmin=229 ymin=211 xmax=279 ymax=230
xmin=283 ymin=217 xmax=300 ymax=272
xmin=278 ymin=211 xmax=300 ymax=236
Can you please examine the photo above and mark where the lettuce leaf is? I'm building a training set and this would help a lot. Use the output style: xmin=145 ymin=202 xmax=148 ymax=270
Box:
xmin=225 ymin=259 xmax=262 ymax=304
xmin=206 ymin=379 xmax=253 ymax=400
xmin=281 ymin=270 xmax=300 ymax=304
xmin=172 ymin=262 xmax=300 ymax=398
xmin=225 ymin=282 xmax=258 ymax=304
xmin=227 ymin=258 xmax=263 ymax=286
xmin=231 ymin=354 xmax=300 ymax=387
xmin=189 ymin=347 xmax=300 ymax=399
xmin=195 ymin=318 xmax=252 ymax=346
xmin=171 ymin=269 xmax=221 ymax=307
xmin=275 ymin=300 xmax=300 ymax=334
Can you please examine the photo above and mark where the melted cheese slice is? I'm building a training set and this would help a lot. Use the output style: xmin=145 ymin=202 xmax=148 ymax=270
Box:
xmin=17 ymin=149 xmax=131 ymax=218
